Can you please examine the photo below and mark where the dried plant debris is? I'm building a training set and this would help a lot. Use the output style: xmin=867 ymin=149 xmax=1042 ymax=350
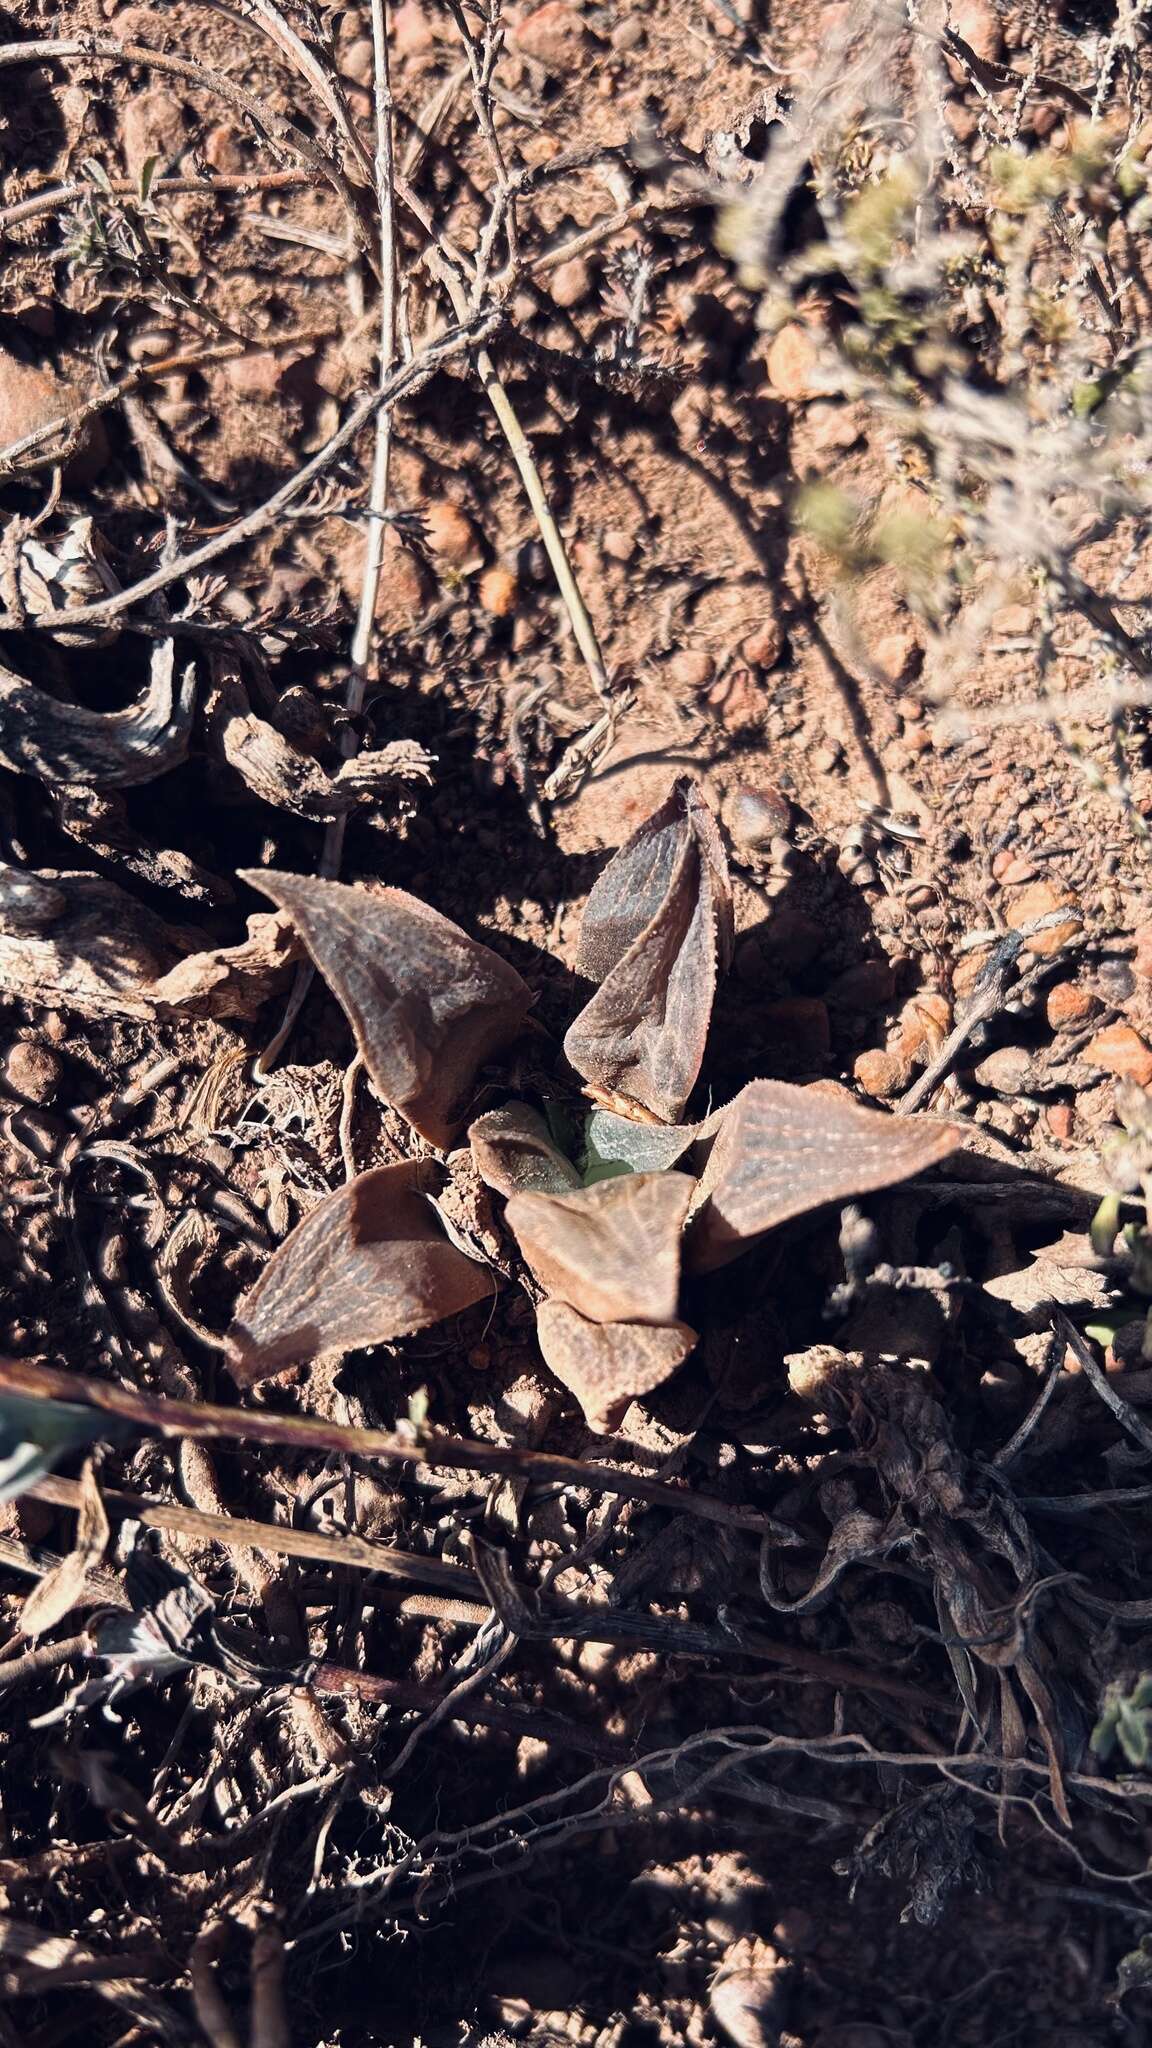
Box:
xmin=0 ymin=869 xmax=295 ymax=1020
xmin=227 ymin=1160 xmax=496 ymax=1384
xmin=210 ymin=672 xmax=434 ymax=821
xmin=686 ymin=1081 xmax=961 ymax=1273
xmin=241 ymin=869 xmax=534 ymax=1146
xmin=535 ymin=1300 xmax=699 ymax=1433
xmin=0 ymin=638 xmax=195 ymax=787
xmin=564 ymin=776 xmax=735 ymax=1122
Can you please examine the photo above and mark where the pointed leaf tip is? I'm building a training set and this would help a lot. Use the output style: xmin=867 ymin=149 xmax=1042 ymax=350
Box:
xmin=686 ymin=1080 xmax=961 ymax=1272
xmin=505 ymin=1169 xmax=695 ymax=1325
xmin=536 ymin=1301 xmax=698 ymax=1433
xmin=226 ymin=1160 xmax=494 ymax=1384
xmin=240 ymin=870 xmax=532 ymax=1146
xmin=564 ymin=778 xmax=733 ymax=1123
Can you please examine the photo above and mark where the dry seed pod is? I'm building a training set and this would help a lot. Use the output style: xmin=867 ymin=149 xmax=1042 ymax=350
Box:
xmin=227 ymin=1160 xmax=494 ymax=1384
xmin=241 ymin=870 xmax=533 ymax=1148
xmin=0 ymin=638 xmax=195 ymax=788
xmin=535 ymin=1300 xmax=698 ymax=1433
xmin=564 ymin=777 xmax=734 ymax=1123
xmin=685 ymin=1080 xmax=961 ymax=1273
xmin=505 ymin=1170 xmax=695 ymax=1326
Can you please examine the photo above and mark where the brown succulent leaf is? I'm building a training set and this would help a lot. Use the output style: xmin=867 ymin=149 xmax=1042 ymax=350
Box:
xmin=686 ymin=1081 xmax=961 ymax=1274
xmin=505 ymin=1170 xmax=695 ymax=1325
xmin=0 ymin=639 xmax=195 ymax=787
xmin=564 ymin=778 xmax=734 ymax=1123
xmin=227 ymin=1160 xmax=494 ymax=1385
xmin=0 ymin=871 xmax=295 ymax=1021
xmin=469 ymin=1103 xmax=581 ymax=1198
xmin=240 ymin=870 xmax=534 ymax=1147
xmin=535 ymin=1299 xmax=699 ymax=1433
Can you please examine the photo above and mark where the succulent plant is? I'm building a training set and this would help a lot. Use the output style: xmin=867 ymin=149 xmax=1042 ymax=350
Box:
xmin=227 ymin=779 xmax=959 ymax=1431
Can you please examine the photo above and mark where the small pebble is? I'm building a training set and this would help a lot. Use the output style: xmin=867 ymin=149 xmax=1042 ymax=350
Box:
xmin=1045 ymin=981 xmax=1097 ymax=1030
xmin=121 ymin=85 xmax=187 ymax=178
xmin=995 ymin=853 xmax=1039 ymax=887
xmin=741 ymin=617 xmax=784 ymax=670
xmin=1099 ymin=956 xmax=1137 ymax=1002
xmin=992 ymin=601 xmax=1034 ymax=637
xmin=972 ymin=1045 xmax=1036 ymax=1095
xmin=204 ymin=123 xmax=243 ymax=173
xmin=1085 ymin=1023 xmax=1152 ymax=1087
xmin=5 ymin=1039 xmax=63 ymax=1104
xmin=765 ymin=322 xmax=819 ymax=401
xmin=344 ymin=35 xmax=373 ymax=84
xmin=853 ymin=1048 xmax=912 ymax=1099
xmin=393 ymin=1 xmax=434 ymax=56
xmin=479 ymin=563 xmax=518 ymax=616
xmin=727 ymin=783 xmax=791 ymax=849
xmin=424 ymin=499 xmax=480 ymax=569
xmin=603 ymin=526 xmax=637 ymax=563
xmin=611 ymin=15 xmax=645 ymax=49
xmin=873 ymin=628 xmax=919 ymax=683
xmin=1046 ymin=1103 xmax=1075 ymax=1141
xmin=550 ymin=255 xmax=592 ymax=309
xmin=669 ymin=648 xmax=715 ymax=692
xmin=1003 ymin=878 xmax=1081 ymax=956
xmin=949 ymin=0 xmax=1002 ymax=62
xmin=512 ymin=1 xmax=589 ymax=70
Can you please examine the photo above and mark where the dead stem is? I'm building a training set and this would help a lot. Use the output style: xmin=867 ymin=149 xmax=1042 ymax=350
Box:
xmin=0 ymin=1357 xmax=785 ymax=1535
xmin=260 ymin=0 xmax=399 ymax=1072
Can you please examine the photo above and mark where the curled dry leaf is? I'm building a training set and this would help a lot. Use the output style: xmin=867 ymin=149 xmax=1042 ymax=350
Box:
xmin=0 ymin=639 xmax=195 ymax=787
xmin=686 ymin=1080 xmax=962 ymax=1274
xmin=241 ymin=870 xmax=533 ymax=1147
xmin=469 ymin=1103 xmax=581 ymax=1198
xmin=227 ymin=1160 xmax=495 ymax=1385
xmin=536 ymin=1299 xmax=698 ymax=1433
xmin=211 ymin=673 xmax=434 ymax=821
xmin=564 ymin=777 xmax=734 ymax=1123
xmin=19 ymin=1456 xmax=110 ymax=1638
xmin=0 ymin=871 xmax=295 ymax=1021
xmin=505 ymin=1170 xmax=695 ymax=1325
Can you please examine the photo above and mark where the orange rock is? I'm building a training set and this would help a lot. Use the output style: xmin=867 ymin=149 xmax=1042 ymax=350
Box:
xmin=550 ymin=256 xmax=592 ymax=308
xmin=874 ymin=628 xmax=919 ymax=682
xmin=0 ymin=352 xmax=105 ymax=481
xmin=336 ymin=524 xmax=431 ymax=631
xmin=741 ymin=616 xmax=784 ymax=670
xmin=853 ymin=1048 xmax=912 ymax=1099
xmin=121 ymin=86 xmax=187 ymax=179
xmin=424 ymin=500 xmax=481 ymax=570
xmin=513 ymin=2 xmax=588 ymax=70
xmin=949 ymin=0 xmax=1002 ymax=62
xmin=765 ymin=323 xmax=818 ymax=401
xmin=1003 ymin=878 xmax=1081 ymax=957
xmin=1046 ymin=1103 xmax=1075 ymax=1142
xmin=1084 ymin=1023 xmax=1152 ymax=1087
xmin=897 ymin=990 xmax=951 ymax=1061
xmin=992 ymin=602 xmax=1034 ymax=637
xmin=393 ymin=2 xmax=434 ymax=56
xmin=479 ymin=564 xmax=518 ymax=616
xmin=1044 ymin=981 xmax=1097 ymax=1030
xmin=1133 ymin=925 xmax=1152 ymax=980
